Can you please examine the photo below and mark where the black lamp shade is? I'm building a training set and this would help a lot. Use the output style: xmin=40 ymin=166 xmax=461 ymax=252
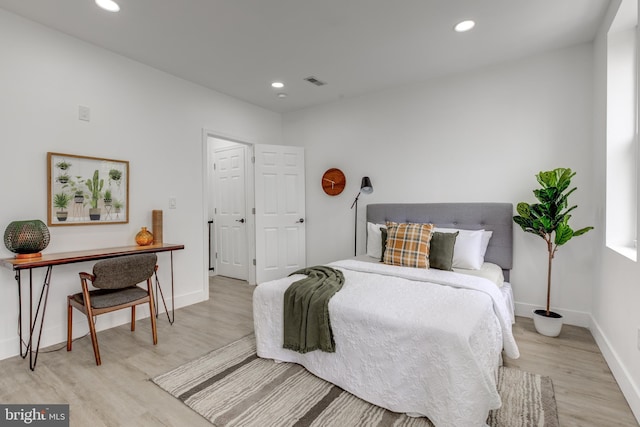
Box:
xmin=360 ymin=177 xmax=373 ymax=194
xmin=4 ymin=220 xmax=50 ymax=258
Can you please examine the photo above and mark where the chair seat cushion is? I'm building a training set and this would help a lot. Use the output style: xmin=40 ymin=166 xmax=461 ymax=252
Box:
xmin=72 ymin=286 xmax=149 ymax=309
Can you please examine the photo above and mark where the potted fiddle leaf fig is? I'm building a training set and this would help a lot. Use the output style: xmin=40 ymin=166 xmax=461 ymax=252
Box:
xmin=513 ymin=168 xmax=593 ymax=337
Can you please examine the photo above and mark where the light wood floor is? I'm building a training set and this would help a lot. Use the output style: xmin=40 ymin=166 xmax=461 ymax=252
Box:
xmin=0 ymin=276 xmax=636 ymax=426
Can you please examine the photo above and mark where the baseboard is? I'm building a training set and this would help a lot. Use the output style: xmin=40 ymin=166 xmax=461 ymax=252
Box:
xmin=0 ymin=289 xmax=208 ymax=363
xmin=514 ymin=301 xmax=591 ymax=327
xmin=590 ymin=317 xmax=640 ymax=424
xmin=0 ymin=337 xmax=21 ymax=362
xmin=516 ymin=302 xmax=640 ymax=424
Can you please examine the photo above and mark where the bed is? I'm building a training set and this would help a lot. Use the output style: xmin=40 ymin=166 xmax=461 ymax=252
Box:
xmin=253 ymin=203 xmax=520 ymax=427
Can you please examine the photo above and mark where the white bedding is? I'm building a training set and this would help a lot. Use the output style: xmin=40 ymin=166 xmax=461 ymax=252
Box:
xmin=253 ymin=259 xmax=520 ymax=427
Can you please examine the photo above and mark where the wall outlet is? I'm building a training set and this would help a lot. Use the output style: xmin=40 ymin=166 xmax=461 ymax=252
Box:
xmin=169 ymin=197 xmax=177 ymax=209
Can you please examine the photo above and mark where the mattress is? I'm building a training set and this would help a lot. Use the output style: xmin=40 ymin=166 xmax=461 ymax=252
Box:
xmin=354 ymin=254 xmax=515 ymax=323
xmin=253 ymin=259 xmax=519 ymax=427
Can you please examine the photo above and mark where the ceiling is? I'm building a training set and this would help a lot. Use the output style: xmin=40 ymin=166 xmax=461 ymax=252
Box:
xmin=0 ymin=0 xmax=610 ymax=113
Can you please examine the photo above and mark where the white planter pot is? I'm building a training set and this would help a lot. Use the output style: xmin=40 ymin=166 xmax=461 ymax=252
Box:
xmin=532 ymin=309 xmax=563 ymax=337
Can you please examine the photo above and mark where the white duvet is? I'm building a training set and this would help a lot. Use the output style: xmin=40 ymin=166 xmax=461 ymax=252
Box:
xmin=253 ymin=259 xmax=520 ymax=427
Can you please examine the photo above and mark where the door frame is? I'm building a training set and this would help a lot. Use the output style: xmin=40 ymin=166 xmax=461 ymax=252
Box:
xmin=202 ymin=129 xmax=257 ymax=286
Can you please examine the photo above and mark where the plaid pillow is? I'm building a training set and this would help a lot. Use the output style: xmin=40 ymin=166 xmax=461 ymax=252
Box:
xmin=383 ymin=222 xmax=434 ymax=268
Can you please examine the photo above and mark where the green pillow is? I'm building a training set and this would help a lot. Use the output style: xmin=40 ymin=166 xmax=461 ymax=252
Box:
xmin=380 ymin=228 xmax=387 ymax=262
xmin=429 ymin=231 xmax=458 ymax=270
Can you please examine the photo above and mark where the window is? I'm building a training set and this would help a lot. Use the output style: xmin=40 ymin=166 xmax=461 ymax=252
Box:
xmin=606 ymin=0 xmax=638 ymax=260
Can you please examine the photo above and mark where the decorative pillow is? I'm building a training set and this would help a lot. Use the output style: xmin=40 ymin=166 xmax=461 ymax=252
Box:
xmin=366 ymin=222 xmax=387 ymax=259
xmin=480 ymin=230 xmax=493 ymax=258
xmin=434 ymin=227 xmax=487 ymax=270
xmin=429 ymin=231 xmax=458 ymax=271
xmin=380 ymin=228 xmax=388 ymax=262
xmin=383 ymin=222 xmax=434 ymax=268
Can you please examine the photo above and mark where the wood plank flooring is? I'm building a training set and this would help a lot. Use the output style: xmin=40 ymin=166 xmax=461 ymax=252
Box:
xmin=504 ymin=317 xmax=638 ymax=426
xmin=0 ymin=275 xmax=636 ymax=426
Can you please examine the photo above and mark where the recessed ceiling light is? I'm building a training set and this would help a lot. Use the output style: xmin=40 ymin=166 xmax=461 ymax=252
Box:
xmin=454 ymin=20 xmax=475 ymax=32
xmin=271 ymin=82 xmax=284 ymax=89
xmin=95 ymin=0 xmax=120 ymax=12
xmin=277 ymin=93 xmax=287 ymax=99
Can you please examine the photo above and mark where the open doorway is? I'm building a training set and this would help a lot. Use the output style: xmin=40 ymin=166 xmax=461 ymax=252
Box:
xmin=204 ymin=133 xmax=306 ymax=286
xmin=207 ymin=135 xmax=255 ymax=284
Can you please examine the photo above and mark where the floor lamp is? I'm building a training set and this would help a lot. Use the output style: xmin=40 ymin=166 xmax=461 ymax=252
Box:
xmin=350 ymin=177 xmax=373 ymax=256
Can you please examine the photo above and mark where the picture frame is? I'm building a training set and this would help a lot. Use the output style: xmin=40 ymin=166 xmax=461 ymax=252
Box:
xmin=47 ymin=152 xmax=129 ymax=226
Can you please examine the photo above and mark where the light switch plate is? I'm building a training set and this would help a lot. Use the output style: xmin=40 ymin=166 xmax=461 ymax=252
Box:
xmin=79 ymin=106 xmax=90 ymax=122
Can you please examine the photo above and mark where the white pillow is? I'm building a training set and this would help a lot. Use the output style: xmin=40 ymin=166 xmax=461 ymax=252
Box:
xmin=434 ymin=227 xmax=489 ymax=270
xmin=480 ymin=230 xmax=493 ymax=258
xmin=453 ymin=262 xmax=504 ymax=287
xmin=366 ymin=222 xmax=386 ymax=259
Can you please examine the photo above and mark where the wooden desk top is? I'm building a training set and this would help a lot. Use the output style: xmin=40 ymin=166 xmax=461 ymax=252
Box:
xmin=0 ymin=243 xmax=185 ymax=270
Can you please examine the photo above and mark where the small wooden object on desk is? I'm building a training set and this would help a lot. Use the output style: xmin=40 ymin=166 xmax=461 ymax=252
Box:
xmin=152 ymin=210 xmax=163 ymax=245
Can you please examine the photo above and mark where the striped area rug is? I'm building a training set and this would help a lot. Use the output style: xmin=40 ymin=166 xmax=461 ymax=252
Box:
xmin=152 ymin=335 xmax=558 ymax=427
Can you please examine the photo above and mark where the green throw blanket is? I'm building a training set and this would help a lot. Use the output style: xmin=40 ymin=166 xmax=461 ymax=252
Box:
xmin=283 ymin=266 xmax=345 ymax=353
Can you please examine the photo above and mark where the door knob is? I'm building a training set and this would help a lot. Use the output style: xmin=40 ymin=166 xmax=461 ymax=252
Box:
xmin=236 ymin=218 xmax=245 ymax=223
xmin=296 ymin=218 xmax=304 ymax=223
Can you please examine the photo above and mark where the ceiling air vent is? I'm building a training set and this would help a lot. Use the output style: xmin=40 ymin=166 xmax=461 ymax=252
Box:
xmin=304 ymin=76 xmax=327 ymax=86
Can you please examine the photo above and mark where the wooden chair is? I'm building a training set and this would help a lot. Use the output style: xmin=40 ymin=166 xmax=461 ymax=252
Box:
xmin=67 ymin=253 xmax=158 ymax=365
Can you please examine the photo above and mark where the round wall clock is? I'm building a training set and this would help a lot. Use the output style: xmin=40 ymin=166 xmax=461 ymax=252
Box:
xmin=322 ymin=168 xmax=346 ymax=196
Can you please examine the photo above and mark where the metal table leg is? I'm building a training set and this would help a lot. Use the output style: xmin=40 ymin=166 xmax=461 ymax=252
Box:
xmin=154 ymin=251 xmax=175 ymax=325
xmin=16 ymin=266 xmax=53 ymax=371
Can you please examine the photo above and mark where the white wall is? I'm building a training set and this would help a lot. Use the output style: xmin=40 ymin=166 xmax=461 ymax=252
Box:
xmin=0 ymin=9 xmax=282 ymax=360
xmin=283 ymin=43 xmax=597 ymax=326
xmin=592 ymin=0 xmax=640 ymax=420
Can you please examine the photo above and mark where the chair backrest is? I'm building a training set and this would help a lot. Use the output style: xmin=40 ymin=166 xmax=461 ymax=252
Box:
xmin=91 ymin=253 xmax=157 ymax=289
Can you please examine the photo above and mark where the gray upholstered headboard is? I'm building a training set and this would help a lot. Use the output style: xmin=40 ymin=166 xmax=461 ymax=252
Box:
xmin=367 ymin=203 xmax=513 ymax=281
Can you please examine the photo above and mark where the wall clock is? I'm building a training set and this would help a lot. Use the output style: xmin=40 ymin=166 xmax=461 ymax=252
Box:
xmin=322 ymin=168 xmax=346 ymax=196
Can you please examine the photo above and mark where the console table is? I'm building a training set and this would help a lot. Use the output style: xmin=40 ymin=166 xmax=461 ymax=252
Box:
xmin=0 ymin=243 xmax=185 ymax=370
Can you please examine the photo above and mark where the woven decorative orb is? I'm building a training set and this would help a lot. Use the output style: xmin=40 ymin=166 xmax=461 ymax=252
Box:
xmin=135 ymin=227 xmax=154 ymax=246
xmin=4 ymin=220 xmax=51 ymax=259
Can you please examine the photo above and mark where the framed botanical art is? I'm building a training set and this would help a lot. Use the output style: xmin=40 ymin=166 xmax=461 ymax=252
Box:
xmin=47 ymin=152 xmax=129 ymax=226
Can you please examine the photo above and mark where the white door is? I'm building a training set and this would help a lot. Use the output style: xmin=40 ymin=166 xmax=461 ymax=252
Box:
xmin=214 ymin=145 xmax=248 ymax=280
xmin=254 ymin=144 xmax=306 ymax=283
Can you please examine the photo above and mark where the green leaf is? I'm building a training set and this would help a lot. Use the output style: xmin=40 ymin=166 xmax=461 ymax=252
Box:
xmin=537 ymin=170 xmax=556 ymax=188
xmin=533 ymin=188 xmax=559 ymax=203
xmin=573 ymin=226 xmax=594 ymax=237
xmin=513 ymin=216 xmax=530 ymax=230
xmin=538 ymin=217 xmax=553 ymax=232
xmin=530 ymin=204 xmax=546 ymax=218
xmin=514 ymin=216 xmax=545 ymax=237
xmin=556 ymin=169 xmax=575 ymax=193
xmin=516 ymin=202 xmax=532 ymax=218
xmin=555 ymin=223 xmax=574 ymax=246
xmin=560 ymin=206 xmax=576 ymax=219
